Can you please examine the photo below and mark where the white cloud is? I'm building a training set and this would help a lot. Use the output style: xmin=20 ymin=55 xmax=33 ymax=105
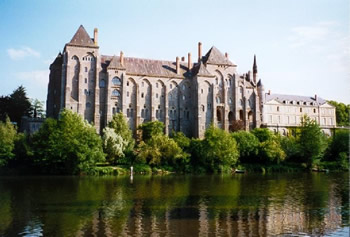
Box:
xmin=15 ymin=70 xmax=49 ymax=87
xmin=288 ymin=21 xmax=337 ymax=48
xmin=7 ymin=46 xmax=40 ymax=60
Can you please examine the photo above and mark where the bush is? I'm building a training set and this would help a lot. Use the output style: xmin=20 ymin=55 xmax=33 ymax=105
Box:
xmin=298 ymin=115 xmax=327 ymax=167
xmin=231 ymin=130 xmax=259 ymax=163
xmin=138 ymin=121 xmax=164 ymax=142
xmin=0 ymin=118 xmax=17 ymax=167
xmin=201 ymin=125 xmax=239 ymax=172
xmin=31 ymin=110 xmax=105 ymax=174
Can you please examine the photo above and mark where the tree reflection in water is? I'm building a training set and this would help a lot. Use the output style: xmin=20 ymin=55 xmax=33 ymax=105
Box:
xmin=0 ymin=173 xmax=348 ymax=236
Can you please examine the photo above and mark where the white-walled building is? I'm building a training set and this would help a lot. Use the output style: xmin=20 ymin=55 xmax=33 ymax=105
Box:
xmin=262 ymin=92 xmax=336 ymax=135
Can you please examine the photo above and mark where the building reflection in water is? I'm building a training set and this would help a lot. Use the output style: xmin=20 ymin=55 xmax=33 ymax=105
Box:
xmin=0 ymin=174 xmax=348 ymax=236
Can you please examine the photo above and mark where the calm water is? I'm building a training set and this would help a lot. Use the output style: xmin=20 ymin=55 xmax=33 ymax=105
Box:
xmin=0 ymin=173 xmax=348 ymax=236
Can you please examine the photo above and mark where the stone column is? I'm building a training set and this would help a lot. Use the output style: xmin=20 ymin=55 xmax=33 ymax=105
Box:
xmin=164 ymin=85 xmax=169 ymax=135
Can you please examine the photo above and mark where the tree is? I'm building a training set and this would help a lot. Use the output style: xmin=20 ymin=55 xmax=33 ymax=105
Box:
xmin=279 ymin=135 xmax=300 ymax=161
xmin=136 ymin=134 xmax=187 ymax=169
xmin=32 ymin=110 xmax=105 ymax=174
xmin=138 ymin=121 xmax=164 ymax=142
xmin=328 ymin=100 xmax=350 ymax=126
xmin=0 ymin=117 xmax=17 ymax=167
xmin=251 ymin=128 xmax=286 ymax=164
xmin=107 ymin=113 xmax=134 ymax=157
xmin=298 ymin=115 xmax=327 ymax=167
xmin=29 ymin=99 xmax=45 ymax=118
xmin=102 ymin=127 xmax=128 ymax=164
xmin=325 ymin=129 xmax=349 ymax=168
xmin=201 ymin=125 xmax=239 ymax=172
xmin=7 ymin=86 xmax=31 ymax=125
xmin=231 ymin=130 xmax=259 ymax=163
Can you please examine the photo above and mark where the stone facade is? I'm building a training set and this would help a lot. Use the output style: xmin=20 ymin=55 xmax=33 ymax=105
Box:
xmin=262 ymin=92 xmax=336 ymax=135
xmin=46 ymin=25 xmax=263 ymax=137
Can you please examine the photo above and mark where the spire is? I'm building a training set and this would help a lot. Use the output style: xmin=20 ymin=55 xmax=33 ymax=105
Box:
xmin=253 ymin=54 xmax=258 ymax=74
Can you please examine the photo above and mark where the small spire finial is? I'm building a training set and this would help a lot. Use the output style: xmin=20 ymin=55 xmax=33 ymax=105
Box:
xmin=253 ymin=54 xmax=258 ymax=74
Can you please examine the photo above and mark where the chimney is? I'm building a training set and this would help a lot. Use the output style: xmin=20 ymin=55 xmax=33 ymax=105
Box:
xmin=315 ymin=94 xmax=318 ymax=101
xmin=198 ymin=42 xmax=202 ymax=63
xmin=268 ymin=90 xmax=271 ymax=95
xmin=181 ymin=56 xmax=185 ymax=62
xmin=188 ymin=53 xmax=192 ymax=70
xmin=94 ymin=28 xmax=98 ymax=46
xmin=225 ymin=52 xmax=228 ymax=59
xmin=176 ymin=56 xmax=180 ymax=74
xmin=120 ymin=51 xmax=124 ymax=66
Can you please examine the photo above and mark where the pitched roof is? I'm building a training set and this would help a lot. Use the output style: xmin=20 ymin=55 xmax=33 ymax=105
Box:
xmin=202 ymin=46 xmax=235 ymax=66
xmin=102 ymin=55 xmax=190 ymax=78
xmin=67 ymin=25 xmax=96 ymax=47
xmin=265 ymin=93 xmax=327 ymax=105
xmin=192 ymin=62 xmax=214 ymax=77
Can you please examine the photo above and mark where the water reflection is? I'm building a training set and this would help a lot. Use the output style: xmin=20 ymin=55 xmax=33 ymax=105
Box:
xmin=0 ymin=173 xmax=348 ymax=236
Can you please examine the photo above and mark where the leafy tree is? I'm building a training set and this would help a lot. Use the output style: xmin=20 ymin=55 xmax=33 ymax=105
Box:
xmin=325 ymin=129 xmax=349 ymax=168
xmin=201 ymin=125 xmax=239 ymax=172
xmin=251 ymin=128 xmax=286 ymax=164
xmin=298 ymin=115 xmax=327 ymax=167
xmin=328 ymin=100 xmax=350 ymax=126
xmin=29 ymin=98 xmax=45 ymax=118
xmin=231 ymin=130 xmax=259 ymax=163
xmin=172 ymin=131 xmax=191 ymax=150
xmin=32 ymin=110 xmax=105 ymax=174
xmin=0 ymin=118 xmax=17 ymax=167
xmin=136 ymin=134 xmax=187 ymax=169
xmin=279 ymin=135 xmax=300 ymax=161
xmin=138 ymin=121 xmax=164 ymax=142
xmin=107 ymin=113 xmax=134 ymax=157
xmin=102 ymin=127 xmax=128 ymax=164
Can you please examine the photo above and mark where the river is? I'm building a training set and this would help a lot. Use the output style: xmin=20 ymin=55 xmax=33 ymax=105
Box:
xmin=0 ymin=173 xmax=348 ymax=236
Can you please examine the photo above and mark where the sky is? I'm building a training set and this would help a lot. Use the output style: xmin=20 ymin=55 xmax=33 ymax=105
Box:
xmin=0 ymin=0 xmax=349 ymax=104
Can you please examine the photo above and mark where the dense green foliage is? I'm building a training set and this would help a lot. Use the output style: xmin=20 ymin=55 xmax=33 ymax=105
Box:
xmin=328 ymin=100 xmax=350 ymax=126
xmin=1 ymin=109 xmax=348 ymax=174
xmin=138 ymin=120 xmax=164 ymax=141
xmin=194 ymin=125 xmax=239 ymax=172
xmin=103 ymin=113 xmax=135 ymax=164
xmin=325 ymin=129 xmax=349 ymax=168
xmin=298 ymin=115 xmax=327 ymax=167
xmin=251 ymin=128 xmax=286 ymax=164
xmin=0 ymin=86 xmax=31 ymax=124
xmin=231 ymin=130 xmax=259 ymax=163
xmin=0 ymin=118 xmax=17 ymax=167
xmin=31 ymin=110 xmax=105 ymax=174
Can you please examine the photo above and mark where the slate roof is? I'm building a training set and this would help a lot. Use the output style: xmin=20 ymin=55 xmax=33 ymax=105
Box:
xmin=102 ymin=55 xmax=191 ymax=78
xmin=265 ymin=93 xmax=327 ymax=105
xmin=67 ymin=25 xmax=97 ymax=47
xmin=191 ymin=62 xmax=214 ymax=77
xmin=202 ymin=46 xmax=236 ymax=66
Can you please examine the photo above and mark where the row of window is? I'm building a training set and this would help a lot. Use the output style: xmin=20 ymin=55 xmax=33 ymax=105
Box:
xmin=268 ymin=115 xmax=333 ymax=125
xmin=283 ymin=100 xmax=315 ymax=106
xmin=273 ymin=106 xmax=317 ymax=113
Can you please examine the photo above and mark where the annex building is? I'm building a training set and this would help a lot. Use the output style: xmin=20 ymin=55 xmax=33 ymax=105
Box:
xmin=46 ymin=25 xmax=335 ymax=137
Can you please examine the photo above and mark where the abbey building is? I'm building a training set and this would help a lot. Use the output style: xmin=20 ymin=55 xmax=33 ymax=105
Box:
xmin=46 ymin=25 xmax=335 ymax=137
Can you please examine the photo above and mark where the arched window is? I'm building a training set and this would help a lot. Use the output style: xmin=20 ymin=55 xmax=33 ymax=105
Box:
xmin=215 ymin=78 xmax=218 ymax=85
xmin=99 ymin=79 xmax=105 ymax=88
xmin=229 ymin=98 xmax=232 ymax=104
xmin=112 ymin=77 xmax=121 ymax=86
xmin=86 ymin=102 xmax=91 ymax=108
xmin=112 ymin=89 xmax=120 ymax=97
xmin=216 ymin=97 xmax=221 ymax=104
xmin=201 ymin=105 xmax=205 ymax=112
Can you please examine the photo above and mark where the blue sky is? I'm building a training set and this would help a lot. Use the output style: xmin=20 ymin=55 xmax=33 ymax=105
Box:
xmin=0 ymin=0 xmax=349 ymax=104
